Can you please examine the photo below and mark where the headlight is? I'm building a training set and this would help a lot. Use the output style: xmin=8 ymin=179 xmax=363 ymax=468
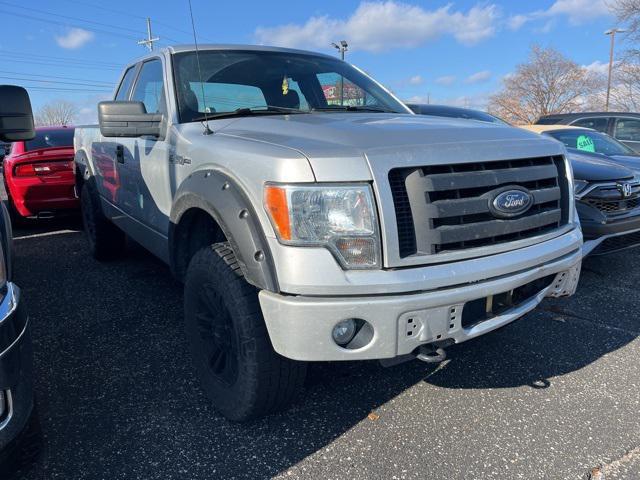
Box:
xmin=264 ymin=184 xmax=380 ymax=269
xmin=574 ymin=179 xmax=588 ymax=195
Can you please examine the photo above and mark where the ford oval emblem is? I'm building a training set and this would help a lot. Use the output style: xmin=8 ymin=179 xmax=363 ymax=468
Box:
xmin=489 ymin=188 xmax=533 ymax=218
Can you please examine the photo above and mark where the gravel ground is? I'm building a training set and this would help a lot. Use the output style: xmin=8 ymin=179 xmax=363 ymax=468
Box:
xmin=5 ymin=214 xmax=640 ymax=480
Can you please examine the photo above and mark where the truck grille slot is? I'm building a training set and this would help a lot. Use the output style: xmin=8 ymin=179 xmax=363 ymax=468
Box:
xmin=460 ymin=274 xmax=556 ymax=328
xmin=389 ymin=156 xmax=569 ymax=257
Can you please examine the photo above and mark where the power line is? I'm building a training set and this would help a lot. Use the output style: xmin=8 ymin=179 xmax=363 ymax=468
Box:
xmin=13 ymin=85 xmax=112 ymax=93
xmin=0 ymin=70 xmax=115 ymax=85
xmin=1 ymin=58 xmax=122 ymax=71
xmin=0 ymin=9 xmax=141 ymax=42
xmin=0 ymin=1 xmax=144 ymax=36
xmin=0 ymin=75 xmax=114 ymax=88
xmin=59 ymin=0 xmax=195 ymax=39
xmin=0 ymin=50 xmax=122 ymax=68
xmin=0 ymin=1 xmax=185 ymax=44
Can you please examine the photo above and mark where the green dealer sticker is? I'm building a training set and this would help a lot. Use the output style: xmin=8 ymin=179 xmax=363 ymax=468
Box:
xmin=576 ymin=135 xmax=595 ymax=153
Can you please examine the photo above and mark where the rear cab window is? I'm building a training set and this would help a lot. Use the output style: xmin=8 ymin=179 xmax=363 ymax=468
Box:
xmin=614 ymin=118 xmax=640 ymax=142
xmin=25 ymin=129 xmax=75 ymax=151
xmin=572 ymin=117 xmax=608 ymax=133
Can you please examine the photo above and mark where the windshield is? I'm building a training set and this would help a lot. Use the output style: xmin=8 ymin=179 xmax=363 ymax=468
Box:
xmin=545 ymin=129 xmax=638 ymax=157
xmin=172 ymin=50 xmax=409 ymax=123
xmin=25 ymin=128 xmax=74 ymax=152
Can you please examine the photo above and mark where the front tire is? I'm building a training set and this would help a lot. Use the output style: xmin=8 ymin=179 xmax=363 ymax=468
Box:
xmin=80 ymin=180 xmax=125 ymax=260
xmin=184 ymin=242 xmax=306 ymax=422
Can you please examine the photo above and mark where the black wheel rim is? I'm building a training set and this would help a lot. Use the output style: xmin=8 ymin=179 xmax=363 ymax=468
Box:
xmin=194 ymin=282 xmax=239 ymax=386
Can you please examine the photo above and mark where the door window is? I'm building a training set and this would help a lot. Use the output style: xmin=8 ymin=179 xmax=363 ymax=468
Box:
xmin=131 ymin=60 xmax=167 ymax=114
xmin=115 ymin=66 xmax=137 ymax=101
xmin=571 ymin=117 xmax=608 ymax=132
xmin=614 ymin=118 xmax=640 ymax=142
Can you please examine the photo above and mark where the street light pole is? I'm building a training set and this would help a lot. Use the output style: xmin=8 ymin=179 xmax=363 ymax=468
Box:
xmin=331 ymin=41 xmax=348 ymax=105
xmin=605 ymin=28 xmax=626 ymax=112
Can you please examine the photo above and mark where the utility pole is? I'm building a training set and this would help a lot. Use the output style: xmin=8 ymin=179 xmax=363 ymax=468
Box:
xmin=605 ymin=28 xmax=626 ymax=112
xmin=331 ymin=41 xmax=348 ymax=105
xmin=138 ymin=17 xmax=160 ymax=51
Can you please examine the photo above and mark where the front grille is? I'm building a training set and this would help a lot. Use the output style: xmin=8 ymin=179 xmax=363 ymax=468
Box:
xmin=591 ymin=230 xmax=640 ymax=255
xmin=587 ymin=197 xmax=640 ymax=213
xmin=389 ymin=156 xmax=569 ymax=257
xmin=582 ymin=183 xmax=640 ymax=215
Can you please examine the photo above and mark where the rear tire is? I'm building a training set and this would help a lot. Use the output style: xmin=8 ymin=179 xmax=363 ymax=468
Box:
xmin=184 ymin=242 xmax=306 ymax=422
xmin=80 ymin=180 xmax=125 ymax=260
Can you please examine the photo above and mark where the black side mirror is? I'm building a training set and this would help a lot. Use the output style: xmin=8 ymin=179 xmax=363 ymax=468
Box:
xmin=98 ymin=101 xmax=164 ymax=139
xmin=0 ymin=85 xmax=35 ymax=142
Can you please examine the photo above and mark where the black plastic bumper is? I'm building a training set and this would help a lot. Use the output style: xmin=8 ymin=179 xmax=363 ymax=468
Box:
xmin=580 ymin=212 xmax=640 ymax=239
xmin=0 ymin=284 xmax=35 ymax=463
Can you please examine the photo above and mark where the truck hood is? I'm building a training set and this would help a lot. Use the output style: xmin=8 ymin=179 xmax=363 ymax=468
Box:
xmin=217 ymin=113 xmax=562 ymax=180
xmin=566 ymin=148 xmax=635 ymax=182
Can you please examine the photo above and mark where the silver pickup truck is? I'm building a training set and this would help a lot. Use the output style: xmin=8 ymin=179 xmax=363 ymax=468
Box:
xmin=74 ymin=45 xmax=583 ymax=421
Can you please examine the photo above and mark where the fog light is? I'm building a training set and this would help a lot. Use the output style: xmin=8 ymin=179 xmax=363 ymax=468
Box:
xmin=332 ymin=319 xmax=357 ymax=346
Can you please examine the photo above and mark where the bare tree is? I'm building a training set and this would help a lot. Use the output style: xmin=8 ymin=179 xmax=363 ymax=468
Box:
xmin=608 ymin=60 xmax=640 ymax=110
xmin=487 ymin=46 xmax=603 ymax=124
xmin=610 ymin=0 xmax=640 ymax=57
xmin=35 ymin=100 xmax=78 ymax=126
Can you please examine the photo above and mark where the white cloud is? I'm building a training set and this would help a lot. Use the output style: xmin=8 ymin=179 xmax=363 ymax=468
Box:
xmin=55 ymin=28 xmax=94 ymax=49
xmin=547 ymin=0 xmax=611 ymax=25
xmin=507 ymin=14 xmax=529 ymax=31
xmin=408 ymin=75 xmax=424 ymax=85
xmin=465 ymin=70 xmax=492 ymax=84
xmin=435 ymin=75 xmax=457 ymax=86
xmin=583 ymin=60 xmax=614 ymax=75
xmin=507 ymin=0 xmax=610 ymax=33
xmin=255 ymin=1 xmax=500 ymax=52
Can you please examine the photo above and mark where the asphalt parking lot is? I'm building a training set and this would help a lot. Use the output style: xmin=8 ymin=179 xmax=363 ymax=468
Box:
xmin=5 ymin=212 xmax=640 ymax=479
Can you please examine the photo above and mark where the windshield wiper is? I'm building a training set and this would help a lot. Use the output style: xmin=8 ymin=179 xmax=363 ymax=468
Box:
xmin=191 ymin=106 xmax=308 ymax=122
xmin=312 ymin=105 xmax=395 ymax=113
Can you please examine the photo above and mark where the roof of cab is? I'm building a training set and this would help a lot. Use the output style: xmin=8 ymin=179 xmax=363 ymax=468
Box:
xmin=167 ymin=44 xmax=337 ymax=59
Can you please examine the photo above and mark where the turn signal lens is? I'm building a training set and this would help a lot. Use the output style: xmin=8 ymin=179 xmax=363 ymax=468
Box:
xmin=264 ymin=186 xmax=291 ymax=240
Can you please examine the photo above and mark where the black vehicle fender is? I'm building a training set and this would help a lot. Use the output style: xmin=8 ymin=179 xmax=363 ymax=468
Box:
xmin=169 ymin=170 xmax=279 ymax=292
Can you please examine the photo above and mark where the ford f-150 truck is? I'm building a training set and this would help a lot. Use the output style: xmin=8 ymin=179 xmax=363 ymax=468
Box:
xmin=74 ymin=45 xmax=583 ymax=421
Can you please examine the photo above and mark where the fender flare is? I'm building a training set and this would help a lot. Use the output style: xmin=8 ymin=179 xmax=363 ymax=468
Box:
xmin=169 ymin=170 xmax=279 ymax=292
xmin=74 ymin=149 xmax=93 ymax=191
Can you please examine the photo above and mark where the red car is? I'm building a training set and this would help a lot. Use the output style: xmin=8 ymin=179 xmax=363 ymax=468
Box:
xmin=3 ymin=126 xmax=78 ymax=221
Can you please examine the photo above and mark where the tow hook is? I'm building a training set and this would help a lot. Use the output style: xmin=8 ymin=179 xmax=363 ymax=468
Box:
xmin=416 ymin=344 xmax=447 ymax=363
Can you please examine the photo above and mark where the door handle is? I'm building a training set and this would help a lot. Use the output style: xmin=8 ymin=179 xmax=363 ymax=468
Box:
xmin=116 ymin=145 xmax=124 ymax=164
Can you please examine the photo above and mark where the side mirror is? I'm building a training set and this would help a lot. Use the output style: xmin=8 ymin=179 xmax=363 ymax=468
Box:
xmin=98 ymin=101 xmax=163 ymax=138
xmin=0 ymin=85 xmax=35 ymax=142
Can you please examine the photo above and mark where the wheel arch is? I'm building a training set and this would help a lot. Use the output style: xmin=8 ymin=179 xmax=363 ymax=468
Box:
xmin=169 ymin=170 xmax=278 ymax=292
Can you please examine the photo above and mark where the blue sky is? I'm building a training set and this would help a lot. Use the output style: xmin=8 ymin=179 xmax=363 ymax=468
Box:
xmin=0 ymin=0 xmax=621 ymax=122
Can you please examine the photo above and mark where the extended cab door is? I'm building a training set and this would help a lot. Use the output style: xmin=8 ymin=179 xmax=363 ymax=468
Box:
xmin=93 ymin=64 xmax=138 ymax=204
xmin=117 ymin=58 xmax=173 ymax=238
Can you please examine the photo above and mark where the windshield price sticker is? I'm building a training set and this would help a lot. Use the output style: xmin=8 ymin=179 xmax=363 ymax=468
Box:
xmin=576 ymin=134 xmax=596 ymax=153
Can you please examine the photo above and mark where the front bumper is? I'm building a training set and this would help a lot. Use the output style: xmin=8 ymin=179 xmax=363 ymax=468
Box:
xmin=260 ymin=238 xmax=582 ymax=362
xmin=0 ymin=283 xmax=34 ymax=454
xmin=579 ymin=208 xmax=640 ymax=256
